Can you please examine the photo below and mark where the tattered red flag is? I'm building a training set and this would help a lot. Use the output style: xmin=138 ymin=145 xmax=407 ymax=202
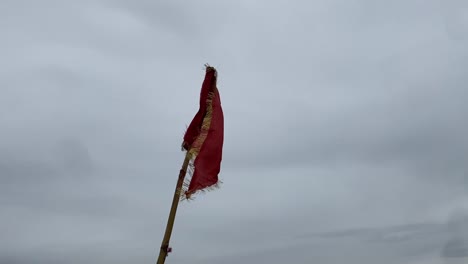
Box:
xmin=181 ymin=65 xmax=224 ymax=199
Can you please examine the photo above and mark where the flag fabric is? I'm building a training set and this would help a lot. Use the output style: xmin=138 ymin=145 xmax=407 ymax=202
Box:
xmin=181 ymin=65 xmax=224 ymax=199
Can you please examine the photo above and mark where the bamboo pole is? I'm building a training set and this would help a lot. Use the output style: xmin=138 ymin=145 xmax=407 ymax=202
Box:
xmin=156 ymin=151 xmax=191 ymax=264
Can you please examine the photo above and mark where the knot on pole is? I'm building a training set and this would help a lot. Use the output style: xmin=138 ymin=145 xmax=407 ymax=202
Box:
xmin=161 ymin=245 xmax=172 ymax=256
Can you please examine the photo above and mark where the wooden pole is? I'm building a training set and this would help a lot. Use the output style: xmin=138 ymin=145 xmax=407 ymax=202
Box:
xmin=156 ymin=151 xmax=191 ymax=264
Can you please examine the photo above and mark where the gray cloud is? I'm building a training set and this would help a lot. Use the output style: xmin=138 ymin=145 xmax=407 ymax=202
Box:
xmin=1 ymin=0 xmax=467 ymax=263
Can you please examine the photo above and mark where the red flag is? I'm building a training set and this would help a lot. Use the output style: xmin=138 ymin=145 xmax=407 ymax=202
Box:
xmin=182 ymin=65 xmax=224 ymax=199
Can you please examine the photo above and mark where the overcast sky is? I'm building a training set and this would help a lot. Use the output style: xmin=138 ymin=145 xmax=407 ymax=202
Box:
xmin=1 ymin=0 xmax=468 ymax=263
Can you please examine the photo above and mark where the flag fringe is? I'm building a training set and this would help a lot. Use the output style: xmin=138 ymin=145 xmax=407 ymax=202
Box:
xmin=180 ymin=91 xmax=219 ymax=200
xmin=181 ymin=180 xmax=222 ymax=201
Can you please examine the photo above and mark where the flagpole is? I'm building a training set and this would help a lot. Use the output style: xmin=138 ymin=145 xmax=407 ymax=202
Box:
xmin=156 ymin=151 xmax=191 ymax=264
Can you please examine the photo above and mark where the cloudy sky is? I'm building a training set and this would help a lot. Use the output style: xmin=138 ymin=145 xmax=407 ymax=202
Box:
xmin=1 ymin=0 xmax=468 ymax=263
